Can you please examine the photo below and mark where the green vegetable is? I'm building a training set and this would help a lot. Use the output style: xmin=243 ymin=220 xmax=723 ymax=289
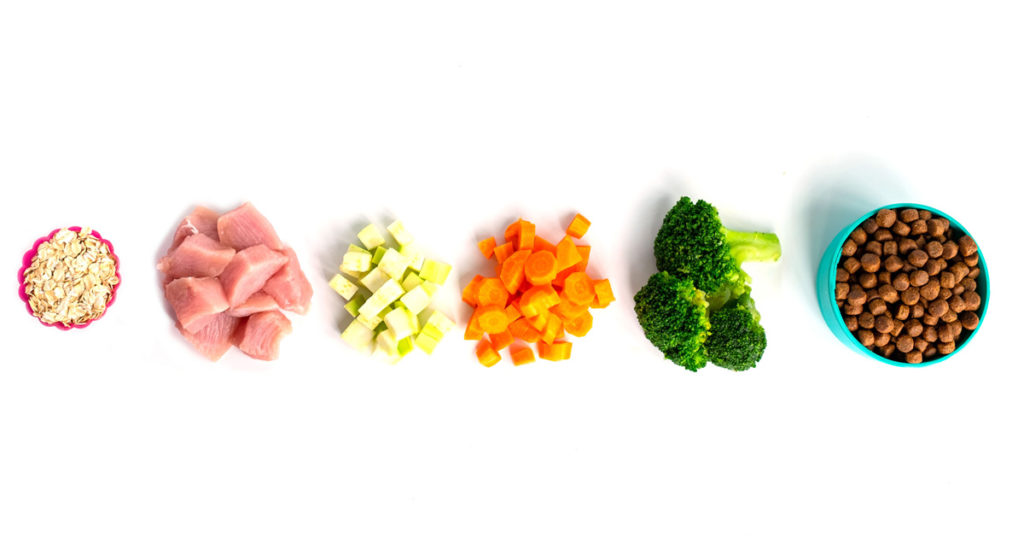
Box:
xmin=653 ymin=197 xmax=780 ymax=309
xmin=705 ymin=293 xmax=767 ymax=372
xmin=633 ymin=271 xmax=710 ymax=371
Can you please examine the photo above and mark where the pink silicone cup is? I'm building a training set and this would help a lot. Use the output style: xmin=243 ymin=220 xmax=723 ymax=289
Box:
xmin=17 ymin=227 xmax=121 ymax=330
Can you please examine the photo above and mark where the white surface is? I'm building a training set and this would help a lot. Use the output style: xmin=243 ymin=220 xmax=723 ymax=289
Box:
xmin=1 ymin=1 xmax=1022 ymax=535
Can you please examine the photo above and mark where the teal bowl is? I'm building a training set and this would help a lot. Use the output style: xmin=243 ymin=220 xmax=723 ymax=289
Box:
xmin=816 ymin=203 xmax=989 ymax=367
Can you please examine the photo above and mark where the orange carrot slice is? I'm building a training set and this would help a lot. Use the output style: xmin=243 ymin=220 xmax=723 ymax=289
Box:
xmin=566 ymin=213 xmax=591 ymax=239
xmin=564 ymin=310 xmax=593 ymax=337
xmin=500 ymin=249 xmax=531 ymax=294
xmin=509 ymin=318 xmax=541 ymax=343
xmin=510 ymin=344 xmax=536 ymax=366
xmin=478 ymin=237 xmax=497 ymax=259
xmin=517 ymin=220 xmax=535 ymax=250
xmin=524 ymin=250 xmax=558 ymax=286
xmin=462 ymin=275 xmax=484 ymax=306
xmin=592 ymin=279 xmax=615 ymax=308
xmin=489 ymin=330 xmax=514 ymax=351
xmin=477 ymin=278 xmax=509 ymax=307
xmin=563 ymin=272 xmax=595 ymax=305
xmin=464 ymin=309 xmax=484 ymax=340
xmin=476 ymin=340 xmax=501 ymax=367
xmin=541 ymin=314 xmax=563 ymax=344
xmin=477 ymin=304 xmax=510 ymax=334
xmin=534 ymin=236 xmax=557 ymax=255
xmin=538 ymin=340 xmax=572 ymax=361
xmin=555 ymin=236 xmax=583 ymax=272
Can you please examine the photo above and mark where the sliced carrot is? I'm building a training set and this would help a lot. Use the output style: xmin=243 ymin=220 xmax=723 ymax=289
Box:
xmin=464 ymin=309 xmax=484 ymax=340
xmin=505 ymin=302 xmax=522 ymax=322
xmin=493 ymin=242 xmax=515 ymax=264
xmin=524 ymin=250 xmax=558 ymax=286
xmin=563 ymin=272 xmax=596 ymax=305
xmin=576 ymin=245 xmax=591 ymax=268
xmin=462 ymin=275 xmax=484 ymax=306
xmin=592 ymin=279 xmax=615 ymax=308
xmin=519 ymin=284 xmax=560 ymax=317
xmin=541 ymin=314 xmax=563 ymax=344
xmin=538 ymin=340 xmax=572 ymax=361
xmin=477 ymin=304 xmax=510 ymax=334
xmin=477 ymin=278 xmax=509 ymax=307
xmin=566 ymin=213 xmax=591 ymax=239
xmin=555 ymin=236 xmax=583 ymax=272
xmin=534 ymin=236 xmax=557 ymax=255
xmin=554 ymin=296 xmax=589 ymax=320
xmin=517 ymin=220 xmax=535 ymax=250
xmin=504 ymin=219 xmax=522 ymax=242
xmin=509 ymin=318 xmax=541 ymax=343
xmin=510 ymin=344 xmax=536 ymax=366
xmin=564 ymin=310 xmax=593 ymax=337
xmin=500 ymin=249 xmax=531 ymax=294
xmin=478 ymin=237 xmax=497 ymax=259
xmin=476 ymin=339 xmax=501 ymax=367
xmin=526 ymin=310 xmax=549 ymax=332
xmin=489 ymin=330 xmax=514 ymax=351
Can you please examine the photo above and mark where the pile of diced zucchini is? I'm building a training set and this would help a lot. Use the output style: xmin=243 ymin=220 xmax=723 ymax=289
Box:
xmin=329 ymin=221 xmax=454 ymax=363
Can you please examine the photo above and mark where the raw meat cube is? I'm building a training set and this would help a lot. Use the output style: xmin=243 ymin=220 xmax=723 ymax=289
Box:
xmin=263 ymin=247 xmax=313 ymax=315
xmin=171 ymin=206 xmax=220 ymax=250
xmin=178 ymin=313 xmax=239 ymax=361
xmin=164 ymin=277 xmax=229 ymax=333
xmin=219 ymin=245 xmax=289 ymax=307
xmin=233 ymin=310 xmax=292 ymax=361
xmin=157 ymin=233 xmax=235 ymax=279
xmin=227 ymin=291 xmax=280 ymax=317
xmin=216 ymin=202 xmax=284 ymax=251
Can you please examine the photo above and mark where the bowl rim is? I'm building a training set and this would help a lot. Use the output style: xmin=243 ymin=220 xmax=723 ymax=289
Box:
xmin=17 ymin=226 xmax=122 ymax=330
xmin=824 ymin=203 xmax=989 ymax=367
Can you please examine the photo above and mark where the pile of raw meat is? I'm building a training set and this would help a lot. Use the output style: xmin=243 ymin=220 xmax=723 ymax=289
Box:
xmin=159 ymin=203 xmax=313 ymax=361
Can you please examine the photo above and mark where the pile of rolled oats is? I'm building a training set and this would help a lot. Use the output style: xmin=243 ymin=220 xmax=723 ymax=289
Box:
xmin=22 ymin=228 xmax=120 ymax=326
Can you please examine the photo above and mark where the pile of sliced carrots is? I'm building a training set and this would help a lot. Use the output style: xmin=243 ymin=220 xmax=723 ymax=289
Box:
xmin=464 ymin=213 xmax=614 ymax=366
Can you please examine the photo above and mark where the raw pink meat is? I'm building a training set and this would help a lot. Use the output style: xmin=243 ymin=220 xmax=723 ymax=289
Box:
xmin=218 ymin=245 xmax=289 ymax=307
xmin=227 ymin=291 xmax=279 ymax=317
xmin=263 ymin=247 xmax=313 ymax=315
xmin=178 ymin=313 xmax=239 ymax=361
xmin=171 ymin=206 xmax=220 ymax=249
xmin=216 ymin=202 xmax=284 ymax=251
xmin=233 ymin=310 xmax=292 ymax=361
xmin=157 ymin=233 xmax=235 ymax=279
xmin=164 ymin=277 xmax=229 ymax=333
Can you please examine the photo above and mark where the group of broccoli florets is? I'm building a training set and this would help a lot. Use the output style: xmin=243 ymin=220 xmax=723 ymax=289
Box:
xmin=634 ymin=197 xmax=781 ymax=371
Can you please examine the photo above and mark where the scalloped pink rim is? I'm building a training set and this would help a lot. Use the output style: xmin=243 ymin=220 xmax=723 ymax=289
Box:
xmin=17 ymin=227 xmax=121 ymax=330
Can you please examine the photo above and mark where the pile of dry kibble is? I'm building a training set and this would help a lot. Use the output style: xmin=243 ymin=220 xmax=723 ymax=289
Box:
xmin=835 ymin=208 xmax=983 ymax=364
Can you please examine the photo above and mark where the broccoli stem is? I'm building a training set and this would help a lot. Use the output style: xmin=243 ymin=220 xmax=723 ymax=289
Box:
xmin=723 ymin=228 xmax=781 ymax=265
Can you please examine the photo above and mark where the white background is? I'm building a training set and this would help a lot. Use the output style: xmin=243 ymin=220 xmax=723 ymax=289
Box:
xmin=1 ymin=1 xmax=1021 ymax=535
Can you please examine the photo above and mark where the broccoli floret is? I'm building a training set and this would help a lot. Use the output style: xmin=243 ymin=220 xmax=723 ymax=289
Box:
xmin=633 ymin=271 xmax=710 ymax=371
xmin=653 ymin=197 xmax=781 ymax=310
xmin=705 ymin=293 xmax=767 ymax=372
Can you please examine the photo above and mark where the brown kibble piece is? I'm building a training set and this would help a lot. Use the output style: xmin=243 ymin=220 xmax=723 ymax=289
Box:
xmin=875 ymin=209 xmax=897 ymax=228
xmin=962 ymin=278 xmax=977 ymax=292
xmin=845 ymin=315 xmax=859 ymax=332
xmin=844 ymin=303 xmax=863 ymax=316
xmin=843 ymin=257 xmax=861 ymax=275
xmin=858 ymin=312 xmax=875 ymax=330
xmin=859 ymin=272 xmax=878 ymax=289
xmin=923 ymin=314 xmax=939 ymax=327
xmin=939 ymin=288 xmax=953 ymax=301
xmin=862 ymin=219 xmax=879 ymax=234
xmin=868 ymin=299 xmax=887 ymax=315
xmin=937 ymin=341 xmax=956 ymax=355
xmin=899 ymin=208 xmax=919 ymax=222
xmin=925 ymin=259 xmax=942 ymax=277
xmin=960 ymin=311 xmax=980 ymax=330
xmin=909 ymin=270 xmax=929 ymax=287
xmin=865 ymin=241 xmax=882 ymax=256
xmin=891 ymin=319 xmax=905 ymax=337
xmin=915 ymin=236 xmax=926 ymax=248
xmin=910 ymin=220 xmax=928 ymax=236
xmin=850 ymin=227 xmax=868 ymax=245
xmin=941 ymin=309 xmax=958 ymax=323
xmin=874 ymin=229 xmax=894 ymax=242
xmin=962 ymin=291 xmax=981 ymax=311
xmin=875 ymin=332 xmax=891 ymax=347
xmin=836 ymin=268 xmax=850 ymax=283
xmin=950 ymin=320 xmax=962 ymax=338
xmin=875 ymin=315 xmax=894 ymax=334
xmin=906 ymin=319 xmax=923 ymax=337
xmin=958 ymin=235 xmax=977 ymax=257
xmin=884 ymin=255 xmax=903 ymax=272
xmin=861 ymin=253 xmax=881 ymax=273
xmin=858 ymin=330 xmax=875 ymax=347
xmin=968 ymin=267 xmax=981 ymax=279
xmin=836 ymin=283 xmax=850 ymax=301
xmin=938 ymin=323 xmax=954 ymax=343
xmin=941 ymin=242 xmax=959 ymax=260
xmin=881 ymin=344 xmax=896 ymax=358
xmin=949 ymin=295 xmax=965 ymax=313
xmin=912 ymin=303 xmax=925 ymax=318
xmin=893 ymin=273 xmax=910 ymax=291
xmin=896 ymin=334 xmax=914 ymax=353
xmin=965 ymin=254 xmax=979 ymax=268
xmin=915 ymin=339 xmax=930 ymax=352
xmin=842 ymin=240 xmax=857 ymax=256
xmin=953 ymin=284 xmax=965 ymax=296
xmin=924 ymin=346 xmax=938 ymax=358
xmin=920 ymin=279 xmax=940 ymax=301
xmin=895 ymin=305 xmax=910 ymax=321
xmin=923 ymin=326 xmax=938 ymax=342
xmin=950 ymin=262 xmax=969 ymax=282
xmin=905 ymin=351 xmax=923 ymax=364
xmin=865 ymin=289 xmax=879 ymax=302
xmin=901 ymin=287 xmax=920 ymax=305
xmin=927 ymin=219 xmax=944 ymax=237
xmin=878 ymin=271 xmax=891 ymax=285
xmin=847 ymin=287 xmax=867 ymax=306
xmin=877 ymin=284 xmax=898 ymax=304
xmin=882 ymin=241 xmax=897 ymax=256
xmin=899 ymin=238 xmax=918 ymax=254
xmin=891 ymin=220 xmax=910 ymax=236
xmin=918 ymin=210 xmax=932 ymax=220
xmin=907 ymin=250 xmax=928 ymax=267
xmin=939 ymin=271 xmax=955 ymax=289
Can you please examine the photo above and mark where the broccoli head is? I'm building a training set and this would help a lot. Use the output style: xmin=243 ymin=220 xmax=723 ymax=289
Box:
xmin=653 ymin=197 xmax=781 ymax=309
xmin=705 ymin=293 xmax=767 ymax=372
xmin=633 ymin=271 xmax=710 ymax=371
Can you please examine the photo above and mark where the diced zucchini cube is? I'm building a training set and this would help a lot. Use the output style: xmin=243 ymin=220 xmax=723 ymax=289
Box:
xmin=356 ymin=313 xmax=382 ymax=330
xmin=420 ymin=323 xmax=444 ymax=341
xmin=341 ymin=321 xmax=375 ymax=352
xmin=341 ymin=251 xmax=372 ymax=273
xmin=397 ymin=337 xmax=414 ymax=357
xmin=401 ymin=272 xmax=425 ymax=292
xmin=347 ymin=244 xmax=369 ymax=254
xmin=344 ymin=294 xmax=366 ymax=317
xmin=384 ymin=307 xmax=416 ymax=341
xmin=425 ymin=310 xmax=455 ymax=335
xmin=419 ymin=259 xmax=451 ymax=284
xmin=357 ymin=279 xmax=404 ymax=318
xmin=400 ymin=245 xmax=425 ymax=272
xmin=387 ymin=220 xmax=415 ymax=247
xmin=359 ymin=266 xmax=390 ymax=293
xmin=421 ymin=281 xmax=441 ymax=297
xmin=357 ymin=223 xmax=387 ymax=250
xmin=329 ymin=274 xmax=359 ymax=300
xmin=399 ymin=286 xmax=431 ymax=315
xmin=378 ymin=248 xmax=411 ymax=280
xmin=414 ymin=332 xmax=441 ymax=355
xmin=371 ymin=246 xmax=387 ymax=266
